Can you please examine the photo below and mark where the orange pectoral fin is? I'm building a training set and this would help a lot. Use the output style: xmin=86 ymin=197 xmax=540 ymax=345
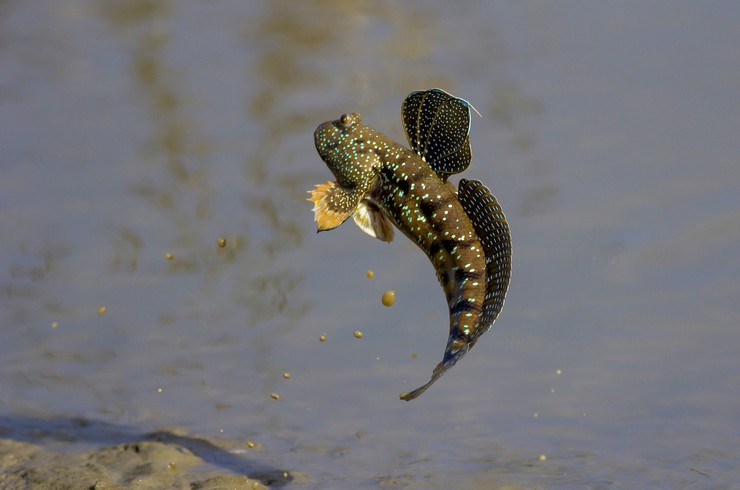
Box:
xmin=308 ymin=181 xmax=356 ymax=232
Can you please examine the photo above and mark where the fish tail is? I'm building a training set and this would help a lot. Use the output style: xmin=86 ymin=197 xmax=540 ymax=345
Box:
xmin=400 ymin=360 xmax=447 ymax=401
xmin=401 ymin=232 xmax=487 ymax=401
xmin=401 ymin=179 xmax=511 ymax=402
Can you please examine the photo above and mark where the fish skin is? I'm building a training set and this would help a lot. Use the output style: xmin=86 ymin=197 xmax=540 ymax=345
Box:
xmin=309 ymin=91 xmax=511 ymax=401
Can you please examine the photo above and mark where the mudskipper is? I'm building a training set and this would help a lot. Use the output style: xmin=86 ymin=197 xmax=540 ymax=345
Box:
xmin=309 ymin=89 xmax=512 ymax=400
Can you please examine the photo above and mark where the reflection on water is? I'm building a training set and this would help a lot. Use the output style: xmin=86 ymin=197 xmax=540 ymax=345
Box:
xmin=1 ymin=1 xmax=739 ymax=487
xmin=98 ymin=1 xmax=312 ymax=352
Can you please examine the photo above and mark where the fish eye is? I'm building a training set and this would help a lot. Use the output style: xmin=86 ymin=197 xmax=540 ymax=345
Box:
xmin=339 ymin=113 xmax=354 ymax=128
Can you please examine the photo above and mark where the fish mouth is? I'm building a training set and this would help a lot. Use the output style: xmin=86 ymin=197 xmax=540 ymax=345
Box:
xmin=315 ymin=119 xmax=335 ymax=135
xmin=314 ymin=120 xmax=339 ymax=158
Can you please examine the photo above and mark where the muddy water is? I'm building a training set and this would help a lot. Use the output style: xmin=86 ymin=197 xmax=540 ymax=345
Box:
xmin=1 ymin=1 xmax=739 ymax=488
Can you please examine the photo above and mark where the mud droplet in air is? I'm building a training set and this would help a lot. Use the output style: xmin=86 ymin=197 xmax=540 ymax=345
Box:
xmin=382 ymin=290 xmax=396 ymax=306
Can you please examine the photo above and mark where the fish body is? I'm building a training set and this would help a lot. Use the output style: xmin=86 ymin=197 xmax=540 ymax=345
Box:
xmin=310 ymin=89 xmax=511 ymax=400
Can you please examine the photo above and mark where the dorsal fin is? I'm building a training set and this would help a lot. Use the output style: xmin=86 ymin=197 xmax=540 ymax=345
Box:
xmin=457 ymin=179 xmax=512 ymax=331
xmin=402 ymin=89 xmax=478 ymax=181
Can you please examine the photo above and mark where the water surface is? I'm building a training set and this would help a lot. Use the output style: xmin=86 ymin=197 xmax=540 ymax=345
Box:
xmin=1 ymin=1 xmax=739 ymax=488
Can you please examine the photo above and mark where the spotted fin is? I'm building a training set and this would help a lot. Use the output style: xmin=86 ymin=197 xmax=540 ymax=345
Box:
xmin=352 ymin=199 xmax=395 ymax=243
xmin=457 ymin=179 xmax=512 ymax=330
xmin=402 ymin=89 xmax=479 ymax=180
xmin=308 ymin=181 xmax=360 ymax=232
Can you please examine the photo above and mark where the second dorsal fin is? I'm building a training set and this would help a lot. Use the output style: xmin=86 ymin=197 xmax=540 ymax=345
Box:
xmin=402 ymin=89 xmax=478 ymax=181
xmin=457 ymin=178 xmax=512 ymax=332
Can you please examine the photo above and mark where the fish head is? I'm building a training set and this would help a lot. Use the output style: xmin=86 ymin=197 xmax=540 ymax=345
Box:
xmin=314 ymin=112 xmax=382 ymax=188
xmin=309 ymin=112 xmax=386 ymax=233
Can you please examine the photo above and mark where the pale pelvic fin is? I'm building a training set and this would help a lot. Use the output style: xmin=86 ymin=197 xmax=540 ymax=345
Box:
xmin=352 ymin=199 xmax=394 ymax=243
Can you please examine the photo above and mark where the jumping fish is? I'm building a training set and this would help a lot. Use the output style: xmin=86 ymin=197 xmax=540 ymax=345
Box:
xmin=309 ymin=89 xmax=512 ymax=400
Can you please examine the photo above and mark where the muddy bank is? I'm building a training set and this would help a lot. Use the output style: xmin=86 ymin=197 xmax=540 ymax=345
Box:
xmin=0 ymin=417 xmax=299 ymax=489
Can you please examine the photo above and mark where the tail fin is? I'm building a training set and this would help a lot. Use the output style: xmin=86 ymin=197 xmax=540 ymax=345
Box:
xmin=457 ymin=179 xmax=512 ymax=333
xmin=400 ymin=360 xmax=448 ymax=401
